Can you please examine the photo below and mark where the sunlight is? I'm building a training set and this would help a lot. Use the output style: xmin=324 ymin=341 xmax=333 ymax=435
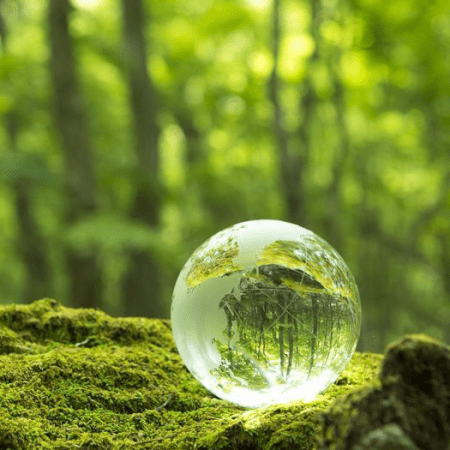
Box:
xmin=340 ymin=50 xmax=371 ymax=87
xmin=244 ymin=0 xmax=271 ymax=10
xmin=72 ymin=0 xmax=103 ymax=10
xmin=250 ymin=51 xmax=273 ymax=77
xmin=279 ymin=34 xmax=315 ymax=80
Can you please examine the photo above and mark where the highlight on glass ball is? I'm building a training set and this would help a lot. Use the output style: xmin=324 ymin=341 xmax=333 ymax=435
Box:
xmin=171 ymin=220 xmax=361 ymax=408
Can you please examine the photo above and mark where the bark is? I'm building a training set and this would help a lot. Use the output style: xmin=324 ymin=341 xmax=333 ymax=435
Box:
xmin=325 ymin=78 xmax=350 ymax=249
xmin=48 ymin=0 xmax=102 ymax=308
xmin=1 ymin=6 xmax=51 ymax=303
xmin=5 ymin=114 xmax=52 ymax=303
xmin=121 ymin=0 xmax=163 ymax=317
xmin=269 ymin=0 xmax=323 ymax=227
xmin=323 ymin=0 xmax=353 ymax=250
xmin=269 ymin=0 xmax=305 ymax=225
xmin=296 ymin=0 xmax=321 ymax=226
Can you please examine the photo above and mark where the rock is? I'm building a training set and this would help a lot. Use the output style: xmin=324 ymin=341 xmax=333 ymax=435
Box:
xmin=381 ymin=334 xmax=450 ymax=399
xmin=352 ymin=424 xmax=419 ymax=450
xmin=0 ymin=299 xmax=382 ymax=450
xmin=319 ymin=334 xmax=450 ymax=450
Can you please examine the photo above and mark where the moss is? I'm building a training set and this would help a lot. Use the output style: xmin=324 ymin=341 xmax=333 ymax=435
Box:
xmin=352 ymin=423 xmax=420 ymax=450
xmin=318 ymin=334 xmax=450 ymax=450
xmin=185 ymin=236 xmax=240 ymax=287
xmin=0 ymin=299 xmax=382 ymax=449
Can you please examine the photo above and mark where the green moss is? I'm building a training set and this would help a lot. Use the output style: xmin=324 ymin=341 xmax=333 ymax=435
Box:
xmin=0 ymin=299 xmax=382 ymax=449
xmin=185 ymin=236 xmax=240 ymax=287
xmin=318 ymin=334 xmax=450 ymax=450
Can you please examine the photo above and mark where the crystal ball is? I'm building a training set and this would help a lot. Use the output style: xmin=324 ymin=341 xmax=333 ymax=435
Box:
xmin=171 ymin=220 xmax=361 ymax=408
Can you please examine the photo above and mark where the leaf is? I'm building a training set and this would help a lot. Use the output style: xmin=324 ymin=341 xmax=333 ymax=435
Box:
xmin=198 ymin=1 xmax=251 ymax=35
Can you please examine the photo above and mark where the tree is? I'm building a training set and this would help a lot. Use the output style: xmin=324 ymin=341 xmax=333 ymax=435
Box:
xmin=0 ymin=13 xmax=52 ymax=303
xmin=120 ymin=0 xmax=163 ymax=317
xmin=269 ymin=0 xmax=305 ymax=226
xmin=5 ymin=111 xmax=52 ymax=303
xmin=48 ymin=0 xmax=102 ymax=308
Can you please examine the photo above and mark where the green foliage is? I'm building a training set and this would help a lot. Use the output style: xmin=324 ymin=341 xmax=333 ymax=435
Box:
xmin=0 ymin=152 xmax=56 ymax=185
xmin=64 ymin=213 xmax=164 ymax=253
xmin=0 ymin=0 xmax=448 ymax=351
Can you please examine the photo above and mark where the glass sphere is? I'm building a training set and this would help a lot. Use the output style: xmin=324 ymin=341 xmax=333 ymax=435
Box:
xmin=171 ymin=220 xmax=361 ymax=408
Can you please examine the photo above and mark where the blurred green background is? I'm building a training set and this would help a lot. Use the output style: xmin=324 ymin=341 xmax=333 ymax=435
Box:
xmin=0 ymin=0 xmax=449 ymax=352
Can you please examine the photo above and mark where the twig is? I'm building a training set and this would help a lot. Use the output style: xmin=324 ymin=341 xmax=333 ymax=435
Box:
xmin=155 ymin=392 xmax=174 ymax=411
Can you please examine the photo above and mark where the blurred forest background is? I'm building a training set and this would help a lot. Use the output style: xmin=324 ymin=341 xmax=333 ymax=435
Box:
xmin=0 ymin=0 xmax=449 ymax=353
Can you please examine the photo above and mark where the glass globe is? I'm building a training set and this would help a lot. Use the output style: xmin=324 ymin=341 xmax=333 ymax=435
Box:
xmin=171 ymin=220 xmax=361 ymax=408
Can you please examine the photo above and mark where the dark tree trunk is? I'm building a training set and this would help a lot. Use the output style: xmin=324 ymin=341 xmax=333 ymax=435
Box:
xmin=121 ymin=0 xmax=163 ymax=318
xmin=48 ymin=0 xmax=102 ymax=308
xmin=1 ymin=15 xmax=52 ymax=303
xmin=325 ymin=78 xmax=349 ymax=250
xmin=269 ymin=0 xmax=324 ymax=227
xmin=5 ymin=112 xmax=52 ymax=303
xmin=269 ymin=0 xmax=305 ymax=226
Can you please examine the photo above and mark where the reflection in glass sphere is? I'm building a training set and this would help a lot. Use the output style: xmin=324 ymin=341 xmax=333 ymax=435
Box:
xmin=171 ymin=220 xmax=361 ymax=408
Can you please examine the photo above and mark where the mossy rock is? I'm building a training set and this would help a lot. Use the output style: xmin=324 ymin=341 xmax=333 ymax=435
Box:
xmin=319 ymin=334 xmax=450 ymax=450
xmin=0 ymin=300 xmax=446 ymax=449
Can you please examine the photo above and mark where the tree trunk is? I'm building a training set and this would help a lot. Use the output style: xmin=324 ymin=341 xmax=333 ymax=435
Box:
xmin=269 ymin=0 xmax=305 ymax=226
xmin=48 ymin=0 xmax=102 ymax=308
xmin=121 ymin=0 xmax=163 ymax=318
xmin=269 ymin=0 xmax=323 ymax=227
xmin=1 ymin=14 xmax=52 ymax=304
xmin=325 ymin=77 xmax=350 ymax=249
xmin=5 ymin=112 xmax=52 ymax=303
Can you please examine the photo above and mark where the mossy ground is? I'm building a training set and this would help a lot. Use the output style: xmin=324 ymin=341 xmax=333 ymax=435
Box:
xmin=0 ymin=299 xmax=382 ymax=449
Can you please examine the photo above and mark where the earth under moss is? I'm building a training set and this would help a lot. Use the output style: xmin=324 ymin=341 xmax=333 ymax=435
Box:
xmin=0 ymin=299 xmax=446 ymax=450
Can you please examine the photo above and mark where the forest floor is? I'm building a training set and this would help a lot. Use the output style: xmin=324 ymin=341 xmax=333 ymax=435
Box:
xmin=0 ymin=299 xmax=447 ymax=450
